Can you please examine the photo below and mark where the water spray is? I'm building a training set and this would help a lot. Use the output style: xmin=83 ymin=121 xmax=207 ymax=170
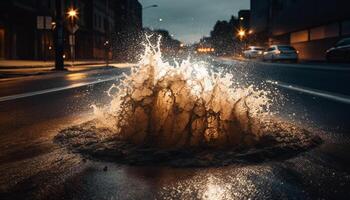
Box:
xmin=55 ymin=36 xmax=322 ymax=167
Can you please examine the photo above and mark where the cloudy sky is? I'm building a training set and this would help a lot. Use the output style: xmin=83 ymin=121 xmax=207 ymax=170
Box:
xmin=139 ymin=0 xmax=250 ymax=44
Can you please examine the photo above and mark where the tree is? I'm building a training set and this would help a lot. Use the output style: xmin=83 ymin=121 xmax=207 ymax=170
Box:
xmin=201 ymin=16 xmax=241 ymax=56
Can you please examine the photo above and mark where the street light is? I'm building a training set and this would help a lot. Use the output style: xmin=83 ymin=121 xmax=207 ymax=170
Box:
xmin=237 ymin=28 xmax=246 ymax=40
xmin=66 ymin=8 xmax=78 ymax=65
xmin=236 ymin=28 xmax=247 ymax=56
xmin=54 ymin=0 xmax=64 ymax=70
xmin=67 ymin=8 xmax=78 ymax=20
xmin=143 ymin=5 xmax=158 ymax=10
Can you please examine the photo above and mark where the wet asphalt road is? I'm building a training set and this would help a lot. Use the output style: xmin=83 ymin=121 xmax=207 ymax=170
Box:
xmin=0 ymin=61 xmax=350 ymax=200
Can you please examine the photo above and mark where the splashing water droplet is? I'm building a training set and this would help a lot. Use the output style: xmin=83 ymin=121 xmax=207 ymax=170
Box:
xmin=55 ymin=36 xmax=322 ymax=167
xmin=91 ymin=36 xmax=276 ymax=148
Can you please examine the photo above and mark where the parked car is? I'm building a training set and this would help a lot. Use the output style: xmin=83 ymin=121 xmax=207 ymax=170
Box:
xmin=326 ymin=38 xmax=350 ymax=62
xmin=243 ymin=46 xmax=265 ymax=59
xmin=263 ymin=45 xmax=299 ymax=62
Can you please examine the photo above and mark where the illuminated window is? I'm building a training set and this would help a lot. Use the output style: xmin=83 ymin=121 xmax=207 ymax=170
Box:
xmin=310 ymin=23 xmax=339 ymax=40
xmin=290 ymin=30 xmax=308 ymax=43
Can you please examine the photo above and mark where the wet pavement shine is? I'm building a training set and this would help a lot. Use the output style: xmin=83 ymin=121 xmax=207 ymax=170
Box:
xmin=0 ymin=64 xmax=350 ymax=200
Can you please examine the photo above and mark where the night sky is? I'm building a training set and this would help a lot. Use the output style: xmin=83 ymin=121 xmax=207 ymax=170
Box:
xmin=139 ymin=0 xmax=250 ymax=44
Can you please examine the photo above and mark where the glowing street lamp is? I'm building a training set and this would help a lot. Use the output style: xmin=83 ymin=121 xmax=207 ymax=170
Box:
xmin=66 ymin=8 xmax=78 ymax=65
xmin=67 ymin=8 xmax=78 ymax=20
xmin=238 ymin=30 xmax=245 ymax=37
xmin=237 ymin=28 xmax=246 ymax=40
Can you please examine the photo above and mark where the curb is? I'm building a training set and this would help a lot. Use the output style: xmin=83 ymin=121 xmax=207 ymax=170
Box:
xmin=0 ymin=61 xmax=107 ymax=69
xmin=0 ymin=65 xmax=113 ymax=82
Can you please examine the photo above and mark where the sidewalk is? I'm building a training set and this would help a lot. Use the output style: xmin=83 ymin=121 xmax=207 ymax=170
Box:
xmin=0 ymin=60 xmax=108 ymax=68
xmin=0 ymin=60 xmax=135 ymax=79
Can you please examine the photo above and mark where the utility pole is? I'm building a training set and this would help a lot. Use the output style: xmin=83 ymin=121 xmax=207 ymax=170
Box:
xmin=67 ymin=8 xmax=78 ymax=66
xmin=105 ymin=0 xmax=110 ymax=67
xmin=54 ymin=0 xmax=64 ymax=70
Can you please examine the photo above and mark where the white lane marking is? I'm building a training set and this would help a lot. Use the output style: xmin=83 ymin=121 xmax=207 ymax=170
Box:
xmin=258 ymin=62 xmax=350 ymax=71
xmin=267 ymin=80 xmax=350 ymax=104
xmin=0 ymin=76 xmax=121 ymax=102
xmin=216 ymin=58 xmax=350 ymax=71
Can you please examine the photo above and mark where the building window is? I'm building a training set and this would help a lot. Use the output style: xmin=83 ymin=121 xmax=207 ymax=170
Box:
xmin=342 ymin=19 xmax=350 ymax=36
xmin=310 ymin=26 xmax=325 ymax=41
xmin=78 ymin=2 xmax=85 ymax=26
xmin=94 ymin=35 xmax=99 ymax=47
xmin=290 ymin=30 xmax=308 ymax=43
xmin=48 ymin=0 xmax=51 ymax=9
xmin=310 ymin=23 xmax=339 ymax=41
xmin=101 ymin=17 xmax=104 ymax=30
xmin=0 ymin=29 xmax=5 ymax=59
xmin=94 ymin=13 xmax=97 ymax=28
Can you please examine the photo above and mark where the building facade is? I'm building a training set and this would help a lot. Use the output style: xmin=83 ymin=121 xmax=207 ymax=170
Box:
xmin=112 ymin=0 xmax=142 ymax=61
xmin=70 ymin=0 xmax=115 ymax=60
xmin=250 ymin=0 xmax=350 ymax=60
xmin=238 ymin=10 xmax=250 ymax=31
xmin=0 ymin=0 xmax=56 ymax=60
xmin=0 ymin=0 xmax=142 ymax=61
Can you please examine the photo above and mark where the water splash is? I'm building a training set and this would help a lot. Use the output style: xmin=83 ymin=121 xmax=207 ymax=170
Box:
xmin=92 ymin=36 xmax=274 ymax=149
xmin=55 ymin=36 xmax=321 ymax=166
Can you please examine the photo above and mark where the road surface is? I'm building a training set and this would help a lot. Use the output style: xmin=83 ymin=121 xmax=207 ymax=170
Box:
xmin=0 ymin=61 xmax=349 ymax=199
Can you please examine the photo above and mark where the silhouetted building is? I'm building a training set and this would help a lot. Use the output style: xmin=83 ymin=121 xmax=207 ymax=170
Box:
xmin=71 ymin=0 xmax=115 ymax=60
xmin=112 ymin=0 xmax=142 ymax=61
xmin=0 ymin=0 xmax=56 ymax=60
xmin=0 ymin=0 xmax=142 ymax=61
xmin=250 ymin=0 xmax=350 ymax=60
xmin=238 ymin=10 xmax=250 ymax=30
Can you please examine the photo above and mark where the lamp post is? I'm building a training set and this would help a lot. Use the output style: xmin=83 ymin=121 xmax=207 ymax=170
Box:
xmin=53 ymin=1 xmax=79 ymax=70
xmin=54 ymin=0 xmax=64 ymax=70
xmin=236 ymin=28 xmax=247 ymax=57
xmin=67 ymin=8 xmax=78 ymax=66
xmin=143 ymin=5 xmax=158 ymax=10
xmin=104 ymin=40 xmax=110 ymax=67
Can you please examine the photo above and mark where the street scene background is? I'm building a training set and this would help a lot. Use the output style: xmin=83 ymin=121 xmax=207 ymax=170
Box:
xmin=0 ymin=0 xmax=350 ymax=199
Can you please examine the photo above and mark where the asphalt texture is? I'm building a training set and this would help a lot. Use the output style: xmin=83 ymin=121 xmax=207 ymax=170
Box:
xmin=0 ymin=60 xmax=350 ymax=200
